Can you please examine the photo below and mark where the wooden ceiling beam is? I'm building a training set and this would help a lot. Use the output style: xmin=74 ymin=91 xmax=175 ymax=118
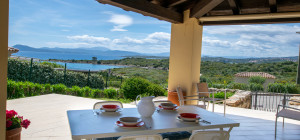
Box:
xmin=190 ymin=0 xmax=225 ymax=18
xmin=227 ymin=0 xmax=240 ymax=15
xmin=201 ymin=17 xmax=300 ymax=25
xmin=199 ymin=12 xmax=300 ymax=25
xmin=269 ymin=0 xmax=277 ymax=13
xmin=168 ymin=0 xmax=187 ymax=8
xmin=97 ymin=0 xmax=183 ymax=23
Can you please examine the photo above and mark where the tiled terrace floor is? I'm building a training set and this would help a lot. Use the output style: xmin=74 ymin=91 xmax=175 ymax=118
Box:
xmin=7 ymin=94 xmax=300 ymax=140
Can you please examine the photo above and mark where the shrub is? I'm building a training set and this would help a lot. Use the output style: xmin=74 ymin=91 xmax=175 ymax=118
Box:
xmin=44 ymin=84 xmax=52 ymax=94
xmin=249 ymin=83 xmax=264 ymax=92
xmin=52 ymin=84 xmax=67 ymax=94
xmin=121 ymin=77 xmax=151 ymax=100
xmin=200 ymin=76 xmax=210 ymax=83
xmin=121 ymin=77 xmax=166 ymax=100
xmin=146 ymin=84 xmax=166 ymax=97
xmin=228 ymin=83 xmax=248 ymax=90
xmin=248 ymin=76 xmax=266 ymax=85
xmin=7 ymin=59 xmax=104 ymax=89
xmin=104 ymin=88 xmax=118 ymax=99
xmin=92 ymin=89 xmax=103 ymax=98
xmin=285 ymin=83 xmax=298 ymax=94
xmin=209 ymin=92 xmax=234 ymax=99
xmin=109 ymin=81 xmax=122 ymax=88
xmin=210 ymin=83 xmax=226 ymax=89
xmin=267 ymin=83 xmax=299 ymax=93
xmin=70 ymin=86 xmax=83 ymax=96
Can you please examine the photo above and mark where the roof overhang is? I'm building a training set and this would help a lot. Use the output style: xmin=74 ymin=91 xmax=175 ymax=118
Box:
xmin=96 ymin=0 xmax=300 ymax=25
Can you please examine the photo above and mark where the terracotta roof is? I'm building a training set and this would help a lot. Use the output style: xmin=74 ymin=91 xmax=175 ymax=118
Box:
xmin=8 ymin=47 xmax=19 ymax=53
xmin=234 ymin=72 xmax=276 ymax=79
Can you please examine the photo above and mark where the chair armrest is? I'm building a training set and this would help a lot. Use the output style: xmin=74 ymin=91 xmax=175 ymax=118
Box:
xmin=278 ymin=105 xmax=300 ymax=111
xmin=183 ymin=95 xmax=202 ymax=98
xmin=179 ymin=98 xmax=201 ymax=101
xmin=197 ymin=92 xmax=215 ymax=94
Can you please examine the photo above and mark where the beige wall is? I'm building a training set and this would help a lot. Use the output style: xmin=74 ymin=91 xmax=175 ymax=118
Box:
xmin=0 ymin=0 xmax=8 ymax=138
xmin=168 ymin=10 xmax=203 ymax=105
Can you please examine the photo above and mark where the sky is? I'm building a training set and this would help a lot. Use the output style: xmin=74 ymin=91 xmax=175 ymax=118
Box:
xmin=8 ymin=0 xmax=300 ymax=57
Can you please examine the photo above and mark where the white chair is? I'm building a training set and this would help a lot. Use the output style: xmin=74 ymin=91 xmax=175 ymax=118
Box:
xmin=118 ymin=134 xmax=163 ymax=140
xmin=93 ymin=101 xmax=123 ymax=110
xmin=176 ymin=87 xmax=206 ymax=109
xmin=189 ymin=131 xmax=229 ymax=140
xmin=196 ymin=83 xmax=226 ymax=116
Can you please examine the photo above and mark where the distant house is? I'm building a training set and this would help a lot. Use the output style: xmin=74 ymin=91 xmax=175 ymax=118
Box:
xmin=8 ymin=46 xmax=19 ymax=57
xmin=234 ymin=72 xmax=276 ymax=91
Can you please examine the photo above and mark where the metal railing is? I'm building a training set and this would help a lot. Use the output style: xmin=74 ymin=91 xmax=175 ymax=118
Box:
xmin=251 ymin=92 xmax=300 ymax=112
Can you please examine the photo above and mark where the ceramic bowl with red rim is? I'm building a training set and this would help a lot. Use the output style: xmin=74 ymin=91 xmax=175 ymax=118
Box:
xmin=159 ymin=103 xmax=177 ymax=109
xmin=101 ymin=105 xmax=120 ymax=112
xmin=179 ymin=113 xmax=200 ymax=122
xmin=116 ymin=120 xmax=144 ymax=128
xmin=118 ymin=117 xmax=142 ymax=126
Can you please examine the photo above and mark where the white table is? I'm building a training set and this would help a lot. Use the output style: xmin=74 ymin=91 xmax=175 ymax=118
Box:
xmin=67 ymin=108 xmax=239 ymax=140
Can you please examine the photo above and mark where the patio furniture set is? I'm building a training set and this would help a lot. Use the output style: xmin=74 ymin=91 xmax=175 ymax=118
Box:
xmin=67 ymin=83 xmax=300 ymax=140
xmin=67 ymin=83 xmax=237 ymax=140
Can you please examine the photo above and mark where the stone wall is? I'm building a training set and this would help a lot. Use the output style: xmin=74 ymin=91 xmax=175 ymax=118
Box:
xmin=290 ymin=96 xmax=300 ymax=105
xmin=225 ymin=90 xmax=252 ymax=108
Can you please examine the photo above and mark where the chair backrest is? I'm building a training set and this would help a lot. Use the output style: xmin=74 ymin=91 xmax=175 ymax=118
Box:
xmin=118 ymin=134 xmax=163 ymax=140
xmin=153 ymin=100 xmax=173 ymax=107
xmin=93 ymin=101 xmax=123 ymax=110
xmin=196 ymin=83 xmax=210 ymax=98
xmin=176 ymin=87 xmax=185 ymax=106
xmin=189 ymin=131 xmax=229 ymax=140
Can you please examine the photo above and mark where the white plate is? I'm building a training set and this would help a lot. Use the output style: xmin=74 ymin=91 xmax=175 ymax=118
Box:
xmin=100 ymin=108 xmax=122 ymax=113
xmin=158 ymin=105 xmax=178 ymax=111
xmin=116 ymin=121 xmax=145 ymax=128
xmin=177 ymin=116 xmax=200 ymax=122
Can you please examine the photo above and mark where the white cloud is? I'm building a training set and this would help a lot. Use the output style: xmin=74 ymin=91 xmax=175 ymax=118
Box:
xmin=67 ymin=35 xmax=110 ymax=43
xmin=45 ymin=42 xmax=96 ymax=48
xmin=47 ymin=32 xmax=170 ymax=54
xmin=107 ymin=13 xmax=133 ymax=32
xmin=202 ymin=24 xmax=300 ymax=57
xmin=112 ymin=32 xmax=170 ymax=44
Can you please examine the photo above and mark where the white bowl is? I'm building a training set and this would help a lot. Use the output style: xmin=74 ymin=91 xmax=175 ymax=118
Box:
xmin=160 ymin=103 xmax=177 ymax=109
xmin=101 ymin=105 xmax=120 ymax=112
xmin=119 ymin=117 xmax=142 ymax=126
xmin=179 ymin=113 xmax=200 ymax=122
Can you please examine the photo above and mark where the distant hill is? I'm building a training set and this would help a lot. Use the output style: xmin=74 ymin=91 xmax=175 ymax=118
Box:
xmin=201 ymin=56 xmax=298 ymax=63
xmin=12 ymin=44 xmax=143 ymax=57
xmin=13 ymin=44 xmax=57 ymax=52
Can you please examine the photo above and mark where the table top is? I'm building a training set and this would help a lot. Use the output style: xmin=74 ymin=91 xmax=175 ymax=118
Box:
xmin=67 ymin=108 xmax=239 ymax=139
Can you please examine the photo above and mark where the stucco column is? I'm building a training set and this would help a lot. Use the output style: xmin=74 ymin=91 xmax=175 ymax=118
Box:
xmin=0 ymin=0 xmax=9 ymax=138
xmin=168 ymin=10 xmax=203 ymax=105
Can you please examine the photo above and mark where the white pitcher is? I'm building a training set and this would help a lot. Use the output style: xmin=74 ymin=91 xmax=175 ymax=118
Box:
xmin=135 ymin=95 xmax=155 ymax=117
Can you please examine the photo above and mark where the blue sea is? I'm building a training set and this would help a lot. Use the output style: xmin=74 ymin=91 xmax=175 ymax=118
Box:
xmin=13 ymin=51 xmax=126 ymax=71
xmin=53 ymin=62 xmax=125 ymax=71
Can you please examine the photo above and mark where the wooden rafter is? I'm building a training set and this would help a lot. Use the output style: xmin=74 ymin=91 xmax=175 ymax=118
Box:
xmin=190 ymin=0 xmax=224 ymax=18
xmin=97 ymin=0 xmax=183 ymax=23
xmin=199 ymin=12 xmax=300 ymax=25
xmin=168 ymin=0 xmax=187 ymax=8
xmin=201 ymin=17 xmax=300 ymax=25
xmin=269 ymin=0 xmax=277 ymax=13
xmin=227 ymin=0 xmax=240 ymax=15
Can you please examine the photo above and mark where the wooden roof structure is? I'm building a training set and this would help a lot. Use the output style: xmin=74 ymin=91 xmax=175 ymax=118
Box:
xmin=97 ymin=0 xmax=300 ymax=25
